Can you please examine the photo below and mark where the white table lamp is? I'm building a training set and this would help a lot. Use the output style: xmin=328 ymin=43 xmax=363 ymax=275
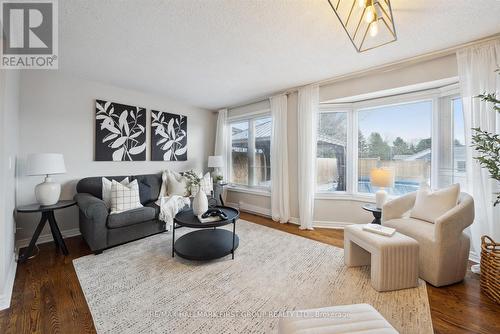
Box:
xmin=26 ymin=153 xmax=66 ymax=206
xmin=208 ymin=155 xmax=224 ymax=181
xmin=370 ymin=167 xmax=394 ymax=209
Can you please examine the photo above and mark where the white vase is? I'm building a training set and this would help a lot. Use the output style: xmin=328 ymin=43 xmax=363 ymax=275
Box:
xmin=192 ymin=188 xmax=208 ymax=216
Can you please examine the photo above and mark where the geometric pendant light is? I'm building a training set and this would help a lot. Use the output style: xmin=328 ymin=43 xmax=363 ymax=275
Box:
xmin=327 ymin=0 xmax=397 ymax=52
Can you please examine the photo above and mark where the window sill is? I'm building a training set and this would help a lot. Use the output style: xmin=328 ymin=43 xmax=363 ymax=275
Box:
xmin=226 ymin=185 xmax=271 ymax=197
xmin=315 ymin=192 xmax=398 ymax=203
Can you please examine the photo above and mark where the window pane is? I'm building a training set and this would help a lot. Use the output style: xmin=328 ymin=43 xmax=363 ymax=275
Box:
xmin=253 ymin=117 xmax=272 ymax=187
xmin=317 ymin=112 xmax=347 ymax=192
xmin=358 ymin=101 xmax=432 ymax=195
xmin=230 ymin=121 xmax=249 ymax=185
xmin=452 ymin=98 xmax=466 ymax=188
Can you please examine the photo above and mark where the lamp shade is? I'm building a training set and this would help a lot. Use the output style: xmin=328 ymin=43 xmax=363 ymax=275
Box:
xmin=370 ymin=167 xmax=393 ymax=188
xmin=26 ymin=153 xmax=66 ymax=176
xmin=208 ymin=155 xmax=223 ymax=168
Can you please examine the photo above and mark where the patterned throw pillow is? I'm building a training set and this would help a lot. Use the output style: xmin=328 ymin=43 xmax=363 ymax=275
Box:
xmin=110 ymin=179 xmax=143 ymax=214
xmin=102 ymin=177 xmax=129 ymax=208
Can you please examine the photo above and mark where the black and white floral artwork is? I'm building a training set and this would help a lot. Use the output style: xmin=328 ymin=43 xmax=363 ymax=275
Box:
xmin=95 ymin=100 xmax=146 ymax=161
xmin=151 ymin=110 xmax=187 ymax=161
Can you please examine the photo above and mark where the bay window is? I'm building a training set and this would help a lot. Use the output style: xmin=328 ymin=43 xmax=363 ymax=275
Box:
xmin=316 ymin=111 xmax=348 ymax=192
xmin=316 ymin=84 xmax=465 ymax=197
xmin=229 ymin=115 xmax=272 ymax=189
xmin=358 ymin=100 xmax=432 ymax=195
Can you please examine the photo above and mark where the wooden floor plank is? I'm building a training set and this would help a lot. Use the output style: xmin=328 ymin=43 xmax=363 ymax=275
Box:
xmin=0 ymin=213 xmax=498 ymax=333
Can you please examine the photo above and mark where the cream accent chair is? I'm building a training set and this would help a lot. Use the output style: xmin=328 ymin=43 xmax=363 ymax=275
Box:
xmin=381 ymin=192 xmax=474 ymax=287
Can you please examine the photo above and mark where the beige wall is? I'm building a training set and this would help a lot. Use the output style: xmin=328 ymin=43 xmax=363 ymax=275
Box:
xmin=16 ymin=71 xmax=216 ymax=242
xmin=227 ymin=53 xmax=458 ymax=226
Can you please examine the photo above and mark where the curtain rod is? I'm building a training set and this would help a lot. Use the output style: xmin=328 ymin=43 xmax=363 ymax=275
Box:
xmin=223 ymin=33 xmax=500 ymax=111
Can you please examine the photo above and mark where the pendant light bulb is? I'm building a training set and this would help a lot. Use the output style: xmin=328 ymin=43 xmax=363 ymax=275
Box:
xmin=369 ymin=20 xmax=379 ymax=37
xmin=358 ymin=0 xmax=367 ymax=8
xmin=364 ymin=5 xmax=376 ymax=23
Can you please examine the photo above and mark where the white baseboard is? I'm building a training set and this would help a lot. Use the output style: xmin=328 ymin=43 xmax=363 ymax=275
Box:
xmin=15 ymin=228 xmax=81 ymax=250
xmin=469 ymin=251 xmax=480 ymax=264
xmin=0 ymin=257 xmax=17 ymax=310
xmin=226 ymin=201 xmax=272 ymax=218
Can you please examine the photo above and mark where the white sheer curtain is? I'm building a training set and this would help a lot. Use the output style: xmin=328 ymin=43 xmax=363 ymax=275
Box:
xmin=457 ymin=40 xmax=500 ymax=259
xmin=270 ymin=94 xmax=290 ymax=223
xmin=297 ymin=84 xmax=319 ymax=230
xmin=214 ymin=109 xmax=228 ymax=181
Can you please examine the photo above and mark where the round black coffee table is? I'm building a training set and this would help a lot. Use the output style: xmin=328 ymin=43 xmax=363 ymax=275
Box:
xmin=172 ymin=206 xmax=240 ymax=261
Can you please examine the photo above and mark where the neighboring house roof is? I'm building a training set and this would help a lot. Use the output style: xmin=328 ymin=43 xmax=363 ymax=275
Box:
xmin=317 ymin=132 xmax=346 ymax=147
xmin=232 ymin=120 xmax=345 ymax=148
xmin=231 ymin=119 xmax=271 ymax=141
xmin=393 ymin=148 xmax=431 ymax=161
xmin=393 ymin=146 xmax=465 ymax=162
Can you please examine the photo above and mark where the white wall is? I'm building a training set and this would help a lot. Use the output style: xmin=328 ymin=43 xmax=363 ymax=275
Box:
xmin=226 ymin=53 xmax=459 ymax=226
xmin=0 ymin=70 xmax=20 ymax=310
xmin=16 ymin=71 xmax=216 ymax=243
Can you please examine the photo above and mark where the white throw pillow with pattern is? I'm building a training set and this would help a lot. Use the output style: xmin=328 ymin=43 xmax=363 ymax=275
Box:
xmin=110 ymin=179 xmax=143 ymax=214
xmin=102 ymin=177 xmax=129 ymax=208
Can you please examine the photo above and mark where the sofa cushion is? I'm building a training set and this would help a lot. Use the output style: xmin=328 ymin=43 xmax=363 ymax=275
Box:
xmin=138 ymin=181 xmax=151 ymax=205
xmin=107 ymin=207 xmax=156 ymax=229
xmin=132 ymin=173 xmax=162 ymax=203
xmin=383 ymin=217 xmax=435 ymax=244
xmin=77 ymin=175 xmax=129 ymax=199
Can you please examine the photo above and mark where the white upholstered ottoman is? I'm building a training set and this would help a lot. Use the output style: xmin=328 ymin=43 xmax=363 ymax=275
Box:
xmin=278 ymin=303 xmax=398 ymax=334
xmin=344 ymin=224 xmax=419 ymax=292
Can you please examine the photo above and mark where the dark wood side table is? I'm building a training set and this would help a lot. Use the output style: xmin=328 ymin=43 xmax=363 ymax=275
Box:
xmin=362 ymin=204 xmax=382 ymax=225
xmin=17 ymin=200 xmax=76 ymax=263
xmin=212 ymin=182 xmax=227 ymax=206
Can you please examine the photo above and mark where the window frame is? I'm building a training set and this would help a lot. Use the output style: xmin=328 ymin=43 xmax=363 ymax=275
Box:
xmin=226 ymin=109 xmax=272 ymax=192
xmin=315 ymin=84 xmax=461 ymax=200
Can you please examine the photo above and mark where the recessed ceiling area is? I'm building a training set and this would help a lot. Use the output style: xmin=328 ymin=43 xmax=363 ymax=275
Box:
xmin=60 ymin=0 xmax=500 ymax=109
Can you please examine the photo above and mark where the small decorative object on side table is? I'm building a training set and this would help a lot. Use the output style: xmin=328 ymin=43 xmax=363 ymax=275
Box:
xmin=17 ymin=200 xmax=76 ymax=263
xmin=362 ymin=203 xmax=382 ymax=225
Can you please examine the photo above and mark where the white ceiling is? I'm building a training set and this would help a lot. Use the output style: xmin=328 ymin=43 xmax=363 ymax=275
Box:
xmin=60 ymin=0 xmax=500 ymax=109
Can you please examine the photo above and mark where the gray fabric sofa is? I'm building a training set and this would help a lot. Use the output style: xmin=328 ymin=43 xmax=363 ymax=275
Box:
xmin=74 ymin=173 xmax=170 ymax=254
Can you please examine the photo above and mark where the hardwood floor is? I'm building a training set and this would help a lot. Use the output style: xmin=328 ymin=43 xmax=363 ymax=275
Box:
xmin=0 ymin=212 xmax=498 ymax=334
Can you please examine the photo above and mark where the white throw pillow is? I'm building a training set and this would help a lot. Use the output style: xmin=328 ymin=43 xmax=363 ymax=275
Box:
xmin=102 ymin=177 xmax=129 ymax=208
xmin=166 ymin=172 xmax=189 ymax=197
xmin=410 ymin=183 xmax=460 ymax=223
xmin=110 ymin=179 xmax=143 ymax=214
xmin=199 ymin=172 xmax=213 ymax=195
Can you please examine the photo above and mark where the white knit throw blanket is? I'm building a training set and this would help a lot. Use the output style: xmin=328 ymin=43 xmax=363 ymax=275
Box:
xmin=157 ymin=195 xmax=190 ymax=231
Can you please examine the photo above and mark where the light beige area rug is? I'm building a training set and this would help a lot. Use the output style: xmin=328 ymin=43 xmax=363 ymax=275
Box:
xmin=73 ymin=220 xmax=433 ymax=334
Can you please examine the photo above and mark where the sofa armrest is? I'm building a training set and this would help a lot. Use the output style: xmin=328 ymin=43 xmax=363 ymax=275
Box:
xmin=435 ymin=194 xmax=474 ymax=242
xmin=382 ymin=192 xmax=417 ymax=223
xmin=74 ymin=193 xmax=108 ymax=221
xmin=74 ymin=193 xmax=109 ymax=252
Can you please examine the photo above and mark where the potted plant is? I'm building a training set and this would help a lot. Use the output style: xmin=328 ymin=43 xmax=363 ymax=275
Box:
xmin=470 ymin=69 xmax=500 ymax=303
